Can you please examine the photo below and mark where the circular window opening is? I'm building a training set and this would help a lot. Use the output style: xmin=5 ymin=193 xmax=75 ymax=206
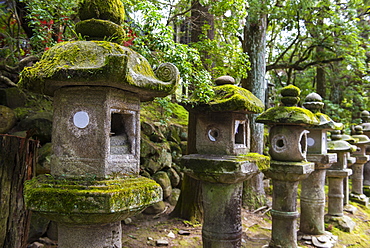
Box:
xmin=276 ymin=139 xmax=284 ymax=148
xmin=73 ymin=111 xmax=89 ymax=128
xmin=208 ymin=128 xmax=220 ymax=142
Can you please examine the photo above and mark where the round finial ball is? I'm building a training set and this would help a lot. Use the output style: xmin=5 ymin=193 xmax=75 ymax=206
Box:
xmin=360 ymin=110 xmax=370 ymax=118
xmin=214 ymin=76 xmax=236 ymax=86
xmin=280 ymin=85 xmax=301 ymax=97
xmin=355 ymin=125 xmax=364 ymax=134
xmin=305 ymin=92 xmax=322 ymax=102
xmin=78 ymin=0 xmax=125 ymax=25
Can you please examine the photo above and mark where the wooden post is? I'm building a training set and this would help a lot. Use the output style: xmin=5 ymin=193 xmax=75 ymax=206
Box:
xmin=0 ymin=134 xmax=38 ymax=248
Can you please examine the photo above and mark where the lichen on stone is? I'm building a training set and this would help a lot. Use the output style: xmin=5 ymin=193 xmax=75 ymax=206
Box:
xmin=187 ymin=84 xmax=264 ymax=113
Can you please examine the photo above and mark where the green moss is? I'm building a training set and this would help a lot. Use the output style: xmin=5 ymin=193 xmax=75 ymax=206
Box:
xmin=141 ymin=101 xmax=189 ymax=126
xmin=187 ymin=84 xmax=264 ymax=113
xmin=239 ymin=153 xmax=270 ymax=171
xmin=78 ymin=0 xmax=125 ymax=25
xmin=75 ymin=19 xmax=126 ymax=43
xmin=256 ymin=106 xmax=319 ymax=126
xmin=24 ymin=174 xmax=162 ymax=215
xmin=280 ymin=85 xmax=300 ymax=97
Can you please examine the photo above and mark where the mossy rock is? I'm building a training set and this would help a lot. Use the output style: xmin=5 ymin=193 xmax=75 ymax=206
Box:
xmin=75 ymin=19 xmax=126 ymax=44
xmin=78 ymin=0 xmax=125 ymax=25
xmin=152 ymin=171 xmax=172 ymax=199
xmin=0 ymin=105 xmax=16 ymax=133
xmin=187 ymin=84 xmax=264 ymax=113
xmin=19 ymin=41 xmax=179 ymax=101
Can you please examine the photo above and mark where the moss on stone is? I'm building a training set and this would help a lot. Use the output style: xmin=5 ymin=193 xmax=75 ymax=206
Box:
xmin=181 ymin=153 xmax=269 ymax=184
xmin=19 ymin=41 xmax=179 ymax=100
xmin=256 ymin=106 xmax=319 ymax=126
xmin=75 ymin=19 xmax=126 ymax=44
xmin=78 ymin=0 xmax=125 ymax=25
xmin=24 ymin=174 xmax=162 ymax=217
xmin=280 ymin=85 xmax=300 ymax=97
xmin=187 ymin=84 xmax=264 ymax=114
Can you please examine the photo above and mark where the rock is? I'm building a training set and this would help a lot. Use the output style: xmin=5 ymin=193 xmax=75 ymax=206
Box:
xmin=142 ymin=158 xmax=162 ymax=174
xmin=156 ymin=239 xmax=169 ymax=246
xmin=167 ymin=231 xmax=175 ymax=238
xmin=37 ymin=143 xmax=52 ymax=175
xmin=153 ymin=171 xmax=172 ymax=199
xmin=123 ymin=218 xmax=132 ymax=225
xmin=0 ymin=88 xmax=26 ymax=109
xmin=45 ymin=221 xmax=58 ymax=241
xmin=141 ymin=121 xmax=165 ymax=142
xmin=178 ymin=230 xmax=191 ymax=235
xmin=157 ymin=149 xmax=172 ymax=169
xmin=166 ymin=167 xmax=180 ymax=188
xmin=15 ymin=111 xmax=53 ymax=144
xmin=28 ymin=212 xmax=50 ymax=243
xmin=344 ymin=204 xmax=358 ymax=214
xmin=214 ymin=75 xmax=235 ymax=85
xmin=143 ymin=201 xmax=166 ymax=215
xmin=167 ymin=188 xmax=181 ymax=206
xmin=180 ymin=141 xmax=187 ymax=155
xmin=169 ymin=142 xmax=182 ymax=163
xmin=0 ymin=105 xmax=16 ymax=133
xmin=28 ymin=242 xmax=44 ymax=248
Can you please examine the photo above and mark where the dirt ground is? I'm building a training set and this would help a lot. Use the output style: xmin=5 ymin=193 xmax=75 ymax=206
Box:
xmin=121 ymin=204 xmax=272 ymax=248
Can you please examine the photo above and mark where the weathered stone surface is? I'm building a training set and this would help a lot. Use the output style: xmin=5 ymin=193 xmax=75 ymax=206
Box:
xmin=0 ymin=105 xmax=16 ymax=133
xmin=181 ymin=153 xmax=269 ymax=184
xmin=166 ymin=167 xmax=180 ymax=188
xmin=186 ymin=84 xmax=264 ymax=113
xmin=167 ymin=188 xmax=181 ymax=206
xmin=15 ymin=111 xmax=52 ymax=144
xmin=153 ymin=171 xmax=172 ymax=199
xmin=214 ymin=75 xmax=236 ymax=85
xmin=143 ymin=201 xmax=166 ymax=215
xmin=78 ymin=0 xmax=125 ymax=24
xmin=75 ymin=19 xmax=126 ymax=44
xmin=28 ymin=212 xmax=50 ymax=243
xmin=36 ymin=143 xmax=52 ymax=175
xmin=24 ymin=175 xmax=163 ymax=224
xmin=0 ymin=88 xmax=26 ymax=108
xmin=20 ymin=41 xmax=179 ymax=101
xmin=142 ymin=158 xmax=162 ymax=175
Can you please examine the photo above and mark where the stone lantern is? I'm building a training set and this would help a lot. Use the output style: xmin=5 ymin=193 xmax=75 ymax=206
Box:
xmin=298 ymin=93 xmax=338 ymax=246
xmin=360 ymin=110 xmax=370 ymax=194
xmin=350 ymin=125 xmax=370 ymax=206
xmin=21 ymin=1 xmax=179 ymax=247
xmin=326 ymin=130 xmax=356 ymax=232
xmin=256 ymin=85 xmax=317 ymax=248
xmin=181 ymin=79 xmax=269 ymax=247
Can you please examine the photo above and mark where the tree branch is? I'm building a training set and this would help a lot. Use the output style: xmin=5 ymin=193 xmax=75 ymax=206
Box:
xmin=266 ymin=57 xmax=344 ymax=71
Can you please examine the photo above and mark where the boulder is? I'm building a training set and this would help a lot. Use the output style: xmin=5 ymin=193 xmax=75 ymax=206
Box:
xmin=153 ymin=171 xmax=172 ymax=199
xmin=0 ymin=105 xmax=16 ymax=133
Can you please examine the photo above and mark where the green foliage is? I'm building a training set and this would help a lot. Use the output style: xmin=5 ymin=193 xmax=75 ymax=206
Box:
xmin=20 ymin=0 xmax=77 ymax=52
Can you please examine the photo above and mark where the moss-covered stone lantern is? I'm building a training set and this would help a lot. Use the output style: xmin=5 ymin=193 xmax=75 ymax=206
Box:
xmin=21 ymin=1 xmax=179 ymax=247
xmin=256 ymin=85 xmax=317 ymax=248
xmin=297 ymin=93 xmax=338 ymax=246
xmin=181 ymin=78 xmax=269 ymax=247
xmin=350 ymin=125 xmax=370 ymax=207
xmin=360 ymin=110 xmax=370 ymax=194
xmin=325 ymin=130 xmax=356 ymax=232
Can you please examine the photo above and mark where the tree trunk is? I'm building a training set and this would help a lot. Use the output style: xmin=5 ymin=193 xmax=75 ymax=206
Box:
xmin=0 ymin=134 xmax=37 ymax=248
xmin=172 ymin=1 xmax=215 ymax=222
xmin=316 ymin=48 xmax=326 ymax=99
xmin=241 ymin=10 xmax=268 ymax=209
xmin=172 ymin=112 xmax=204 ymax=222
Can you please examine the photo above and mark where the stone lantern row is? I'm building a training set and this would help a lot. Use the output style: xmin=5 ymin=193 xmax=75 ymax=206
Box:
xmin=19 ymin=1 xmax=370 ymax=248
